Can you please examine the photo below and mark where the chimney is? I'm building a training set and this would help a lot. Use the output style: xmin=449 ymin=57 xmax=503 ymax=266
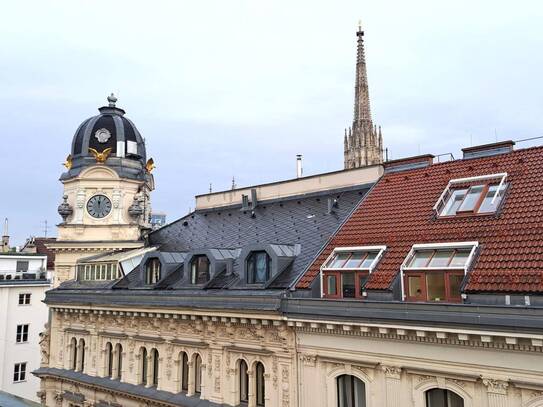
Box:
xmin=2 ymin=218 xmax=9 ymax=253
xmin=296 ymin=154 xmax=303 ymax=178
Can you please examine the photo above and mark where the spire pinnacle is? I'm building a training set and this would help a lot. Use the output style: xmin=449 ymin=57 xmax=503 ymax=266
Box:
xmin=2 ymin=218 xmax=7 ymax=237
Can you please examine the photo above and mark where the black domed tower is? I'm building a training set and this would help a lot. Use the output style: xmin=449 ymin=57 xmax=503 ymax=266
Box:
xmin=52 ymin=94 xmax=155 ymax=286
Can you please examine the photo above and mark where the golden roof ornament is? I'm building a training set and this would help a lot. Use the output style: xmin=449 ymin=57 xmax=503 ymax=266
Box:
xmin=88 ymin=147 xmax=112 ymax=163
xmin=63 ymin=154 xmax=73 ymax=170
xmin=145 ymin=158 xmax=156 ymax=173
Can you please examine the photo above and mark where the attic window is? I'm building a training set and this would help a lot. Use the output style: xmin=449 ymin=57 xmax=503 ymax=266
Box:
xmin=145 ymin=258 xmax=161 ymax=284
xmin=78 ymin=263 xmax=120 ymax=281
xmin=402 ymin=242 xmax=478 ymax=303
xmin=321 ymin=246 xmax=386 ymax=299
xmin=434 ymin=173 xmax=508 ymax=217
xmin=190 ymin=255 xmax=210 ymax=285
xmin=247 ymin=251 xmax=271 ymax=284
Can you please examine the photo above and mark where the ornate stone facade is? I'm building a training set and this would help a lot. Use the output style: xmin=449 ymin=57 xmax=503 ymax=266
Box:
xmin=36 ymin=304 xmax=543 ymax=407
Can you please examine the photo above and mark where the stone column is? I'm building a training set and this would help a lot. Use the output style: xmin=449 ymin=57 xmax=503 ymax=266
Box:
xmin=187 ymin=361 xmax=195 ymax=396
xmin=483 ymin=379 xmax=509 ymax=407
xmin=76 ymin=342 xmax=83 ymax=372
xmin=112 ymin=347 xmax=119 ymax=379
xmin=146 ymin=354 xmax=154 ymax=387
xmin=381 ymin=365 xmax=402 ymax=407
xmin=248 ymin=369 xmax=256 ymax=407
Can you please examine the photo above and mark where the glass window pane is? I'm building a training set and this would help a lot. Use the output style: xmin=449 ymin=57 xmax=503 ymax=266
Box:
xmin=448 ymin=274 xmax=463 ymax=299
xmin=255 ymin=252 xmax=268 ymax=282
xmin=440 ymin=189 xmax=468 ymax=216
xmin=409 ymin=251 xmax=433 ymax=268
xmin=450 ymin=250 xmax=471 ymax=267
xmin=344 ymin=252 xmax=364 ymax=268
xmin=478 ymin=184 xmax=506 ymax=213
xmin=358 ymin=274 xmax=368 ymax=296
xmin=360 ymin=252 xmax=377 ymax=268
xmin=327 ymin=275 xmax=337 ymax=296
xmin=428 ymin=250 xmax=454 ymax=267
xmin=328 ymin=253 xmax=350 ymax=268
xmin=342 ymin=273 xmax=356 ymax=298
xmin=426 ymin=273 xmax=446 ymax=301
xmin=458 ymin=185 xmax=484 ymax=212
xmin=408 ymin=275 xmax=423 ymax=298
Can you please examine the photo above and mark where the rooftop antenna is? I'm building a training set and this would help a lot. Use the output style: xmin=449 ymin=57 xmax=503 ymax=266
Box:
xmin=231 ymin=176 xmax=236 ymax=190
xmin=495 ymin=128 xmax=498 ymax=142
xmin=42 ymin=220 xmax=51 ymax=238
xmin=209 ymin=183 xmax=212 ymax=193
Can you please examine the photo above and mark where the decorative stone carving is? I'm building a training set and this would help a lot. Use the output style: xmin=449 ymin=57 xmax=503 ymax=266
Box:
xmin=39 ymin=324 xmax=50 ymax=367
xmin=483 ymin=378 xmax=509 ymax=395
xmin=57 ymin=195 xmax=73 ymax=222
xmin=381 ymin=365 xmax=402 ymax=379
xmin=128 ymin=196 xmax=144 ymax=219
xmin=300 ymin=353 xmax=317 ymax=367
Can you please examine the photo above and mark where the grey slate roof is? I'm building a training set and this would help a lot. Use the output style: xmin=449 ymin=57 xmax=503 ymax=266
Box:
xmin=143 ymin=185 xmax=371 ymax=290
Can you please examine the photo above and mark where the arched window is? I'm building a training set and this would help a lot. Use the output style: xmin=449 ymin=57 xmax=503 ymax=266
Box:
xmin=180 ymin=352 xmax=189 ymax=392
xmin=146 ymin=258 xmax=161 ymax=284
xmin=105 ymin=342 xmax=113 ymax=377
xmin=78 ymin=339 xmax=86 ymax=372
xmin=255 ymin=362 xmax=265 ymax=406
xmin=115 ymin=343 xmax=123 ymax=380
xmin=140 ymin=348 xmax=148 ymax=385
xmin=191 ymin=256 xmax=210 ymax=285
xmin=425 ymin=388 xmax=464 ymax=407
xmin=151 ymin=348 xmax=159 ymax=387
xmin=194 ymin=354 xmax=203 ymax=394
xmin=70 ymin=338 xmax=78 ymax=370
xmin=247 ymin=251 xmax=271 ymax=284
xmin=239 ymin=360 xmax=249 ymax=403
xmin=337 ymin=374 xmax=366 ymax=407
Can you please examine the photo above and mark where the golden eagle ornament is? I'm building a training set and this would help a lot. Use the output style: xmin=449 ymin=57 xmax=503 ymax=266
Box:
xmin=63 ymin=154 xmax=73 ymax=169
xmin=145 ymin=158 xmax=156 ymax=173
xmin=88 ymin=147 xmax=112 ymax=163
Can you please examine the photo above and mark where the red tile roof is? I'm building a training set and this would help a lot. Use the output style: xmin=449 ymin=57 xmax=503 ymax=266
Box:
xmin=297 ymin=146 xmax=543 ymax=293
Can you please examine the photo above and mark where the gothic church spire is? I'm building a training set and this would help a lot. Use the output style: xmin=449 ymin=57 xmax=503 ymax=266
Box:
xmin=344 ymin=23 xmax=383 ymax=169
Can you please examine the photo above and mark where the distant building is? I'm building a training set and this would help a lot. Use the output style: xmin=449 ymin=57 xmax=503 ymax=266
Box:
xmin=150 ymin=212 xmax=167 ymax=229
xmin=344 ymin=25 xmax=383 ymax=169
xmin=0 ymin=252 xmax=50 ymax=404
xmin=21 ymin=237 xmax=57 ymax=273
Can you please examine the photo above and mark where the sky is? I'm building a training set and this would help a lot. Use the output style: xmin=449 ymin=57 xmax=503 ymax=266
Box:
xmin=1 ymin=0 xmax=542 ymax=245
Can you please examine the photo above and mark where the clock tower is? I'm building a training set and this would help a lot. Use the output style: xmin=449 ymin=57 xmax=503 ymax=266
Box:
xmin=50 ymin=94 xmax=155 ymax=286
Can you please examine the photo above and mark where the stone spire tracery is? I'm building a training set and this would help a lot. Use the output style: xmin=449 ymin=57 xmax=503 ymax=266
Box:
xmin=344 ymin=24 xmax=383 ymax=169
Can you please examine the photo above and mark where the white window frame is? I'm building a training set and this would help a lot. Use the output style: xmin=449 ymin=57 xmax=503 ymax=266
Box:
xmin=400 ymin=241 xmax=479 ymax=300
xmin=18 ymin=293 xmax=31 ymax=305
xmin=16 ymin=324 xmax=29 ymax=344
xmin=13 ymin=362 xmax=27 ymax=383
xmin=433 ymin=173 xmax=507 ymax=215
xmin=320 ymin=245 xmax=386 ymax=298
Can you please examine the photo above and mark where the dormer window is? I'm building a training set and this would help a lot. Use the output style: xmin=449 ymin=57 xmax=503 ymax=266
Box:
xmin=145 ymin=258 xmax=161 ymax=285
xmin=247 ymin=251 xmax=271 ymax=284
xmin=435 ymin=173 xmax=508 ymax=217
xmin=190 ymin=255 xmax=210 ymax=284
xmin=402 ymin=242 xmax=477 ymax=303
xmin=321 ymin=246 xmax=386 ymax=299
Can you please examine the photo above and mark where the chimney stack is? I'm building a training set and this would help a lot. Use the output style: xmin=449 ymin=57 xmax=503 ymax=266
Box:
xmin=2 ymin=218 xmax=9 ymax=253
xmin=296 ymin=154 xmax=303 ymax=178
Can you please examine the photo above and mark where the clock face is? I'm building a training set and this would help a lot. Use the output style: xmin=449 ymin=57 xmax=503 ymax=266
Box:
xmin=86 ymin=195 xmax=112 ymax=219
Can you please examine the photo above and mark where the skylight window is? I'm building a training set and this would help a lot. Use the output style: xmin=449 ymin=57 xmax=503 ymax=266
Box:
xmin=435 ymin=173 xmax=508 ymax=217
xmin=402 ymin=242 xmax=478 ymax=303
xmin=321 ymin=246 xmax=385 ymax=299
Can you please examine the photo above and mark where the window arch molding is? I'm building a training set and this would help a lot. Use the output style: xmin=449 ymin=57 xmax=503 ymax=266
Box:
xmin=325 ymin=365 xmax=373 ymax=407
xmin=413 ymin=377 xmax=472 ymax=407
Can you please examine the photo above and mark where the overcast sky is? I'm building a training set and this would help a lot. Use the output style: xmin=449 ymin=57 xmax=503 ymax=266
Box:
xmin=1 ymin=0 xmax=542 ymax=245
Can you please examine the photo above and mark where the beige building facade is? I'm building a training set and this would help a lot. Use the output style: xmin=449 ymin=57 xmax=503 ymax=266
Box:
xmin=37 ymin=298 xmax=543 ymax=407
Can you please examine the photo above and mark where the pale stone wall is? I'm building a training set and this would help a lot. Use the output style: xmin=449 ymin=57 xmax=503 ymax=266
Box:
xmin=39 ymin=304 xmax=543 ymax=407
